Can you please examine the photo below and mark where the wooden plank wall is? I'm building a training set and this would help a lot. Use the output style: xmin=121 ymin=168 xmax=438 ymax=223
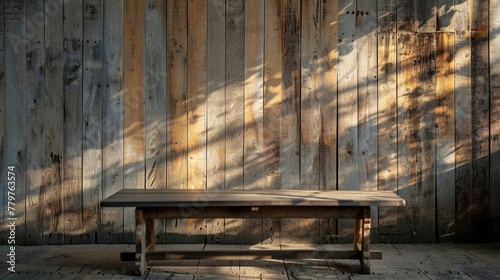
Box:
xmin=1 ymin=0 xmax=499 ymax=245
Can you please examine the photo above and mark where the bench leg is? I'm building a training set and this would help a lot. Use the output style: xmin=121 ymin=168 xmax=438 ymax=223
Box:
xmin=135 ymin=208 xmax=147 ymax=276
xmin=354 ymin=207 xmax=371 ymax=274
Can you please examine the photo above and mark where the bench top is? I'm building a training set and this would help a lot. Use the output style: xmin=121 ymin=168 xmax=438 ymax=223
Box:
xmin=100 ymin=189 xmax=405 ymax=208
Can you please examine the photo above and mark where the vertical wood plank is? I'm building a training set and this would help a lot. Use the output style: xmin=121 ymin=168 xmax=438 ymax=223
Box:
xmin=435 ymin=32 xmax=455 ymax=243
xmin=166 ymin=0 xmax=188 ymax=243
xmin=4 ymin=0 xmax=27 ymax=245
xmin=26 ymin=0 xmax=45 ymax=245
xmin=397 ymin=33 xmax=436 ymax=243
xmin=243 ymin=0 xmax=265 ymax=244
xmin=102 ymin=0 xmax=124 ymax=243
xmin=453 ymin=0 xmax=472 ymax=242
xmin=281 ymin=0 xmax=301 ymax=191
xmin=225 ymin=0 xmax=245 ymax=244
xmin=378 ymin=0 xmax=396 ymax=32
xmin=471 ymin=31 xmax=490 ymax=241
xmin=145 ymin=0 xmax=167 ymax=243
xmin=301 ymin=0 xmax=320 ymax=192
xmin=187 ymin=0 xmax=207 ymax=243
xmin=206 ymin=0 xmax=225 ymax=245
xmin=123 ymin=0 xmax=145 ymax=184
xmin=280 ymin=0 xmax=303 ymax=244
xmin=263 ymin=0 xmax=282 ymax=244
xmin=470 ymin=0 xmax=488 ymax=32
xmin=436 ymin=0 xmax=454 ymax=31
xmin=416 ymin=0 xmax=436 ymax=32
xmin=318 ymin=0 xmax=338 ymax=243
xmin=490 ymin=0 xmax=500 ymax=241
xmin=337 ymin=0 xmax=358 ymax=242
xmin=396 ymin=0 xmax=416 ymax=32
xmin=0 ymin=0 xmax=5 ymax=242
xmin=123 ymin=0 xmax=145 ymax=243
xmin=43 ymin=0 xmax=64 ymax=245
xmin=377 ymin=32 xmax=398 ymax=243
xmin=63 ymin=0 xmax=83 ymax=244
xmin=82 ymin=0 xmax=103 ymax=245
xmin=357 ymin=0 xmax=378 ymax=243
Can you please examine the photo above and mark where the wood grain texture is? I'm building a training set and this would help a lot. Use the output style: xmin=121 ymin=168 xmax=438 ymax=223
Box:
xmin=123 ymin=0 xmax=145 ymax=194
xmin=397 ymin=33 xmax=436 ymax=243
xmin=263 ymin=0 xmax=282 ymax=244
xmin=470 ymin=0 xmax=488 ymax=31
xmin=377 ymin=32 xmax=398 ymax=243
xmin=82 ymin=0 xmax=103 ymax=245
xmin=337 ymin=0 xmax=358 ymax=242
xmin=63 ymin=0 xmax=83 ymax=244
xmin=490 ymin=0 xmax=500 ymax=241
xmin=206 ymin=0 xmax=225 ymax=245
xmin=317 ymin=0 xmax=338 ymax=244
xmin=145 ymin=0 xmax=167 ymax=244
xmin=396 ymin=0 xmax=416 ymax=32
xmin=437 ymin=0 xmax=454 ymax=31
xmin=471 ymin=31 xmax=490 ymax=241
xmin=378 ymin=0 xmax=397 ymax=32
xmin=453 ymin=0 xmax=472 ymax=242
xmin=166 ymin=0 xmax=189 ymax=244
xmin=102 ymin=0 xmax=124 ymax=244
xmin=243 ymin=0 xmax=265 ymax=244
xmin=25 ymin=0 xmax=45 ymax=245
xmin=4 ymin=0 xmax=27 ymax=245
xmin=416 ymin=0 xmax=436 ymax=32
xmin=43 ymin=0 xmax=64 ymax=245
xmin=435 ymin=32 xmax=455 ymax=243
xmin=187 ymin=0 xmax=207 ymax=243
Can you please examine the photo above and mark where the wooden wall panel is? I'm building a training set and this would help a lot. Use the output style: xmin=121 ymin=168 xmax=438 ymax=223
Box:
xmin=2 ymin=0 xmax=500 ymax=245
xmin=4 ymin=0 xmax=27 ymax=245
xmin=471 ymin=31 xmax=490 ymax=241
xmin=397 ymin=33 xmax=436 ymax=243
xmin=82 ymin=0 xmax=103 ymax=245
xmin=435 ymin=32 xmax=455 ymax=243
xmin=242 ymin=0 xmax=265 ymax=244
xmin=145 ymin=0 xmax=167 ymax=243
xmin=263 ymin=0 xmax=282 ymax=244
xmin=43 ymin=0 xmax=64 ymax=245
xmin=491 ymin=0 xmax=500 ymax=241
xmin=166 ymin=0 xmax=188 ymax=244
xmin=337 ymin=0 xmax=358 ymax=242
xmin=187 ymin=0 xmax=207 ymax=243
xmin=26 ymin=0 xmax=45 ymax=245
xmin=63 ymin=0 xmax=83 ymax=244
xmin=377 ymin=33 xmax=398 ymax=243
xmin=102 ymin=0 xmax=124 ymax=243
xmin=206 ymin=0 xmax=225 ymax=244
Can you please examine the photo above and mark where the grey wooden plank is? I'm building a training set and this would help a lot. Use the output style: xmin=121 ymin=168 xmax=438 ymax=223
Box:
xmin=101 ymin=189 xmax=405 ymax=207
xmin=25 ymin=0 xmax=45 ymax=246
xmin=491 ymin=0 xmax=500 ymax=241
xmin=82 ymin=0 xmax=103 ymax=245
xmin=4 ymin=0 xmax=27 ymax=245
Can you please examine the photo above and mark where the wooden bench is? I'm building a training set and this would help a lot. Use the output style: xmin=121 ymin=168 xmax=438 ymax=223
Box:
xmin=100 ymin=189 xmax=405 ymax=276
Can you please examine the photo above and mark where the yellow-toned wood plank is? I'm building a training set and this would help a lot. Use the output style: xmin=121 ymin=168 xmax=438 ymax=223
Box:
xmin=166 ymin=0 xmax=189 ymax=244
xmin=435 ymin=32 xmax=455 ymax=243
xmin=397 ymin=33 xmax=436 ymax=243
xmin=82 ymin=0 xmax=103 ymax=245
